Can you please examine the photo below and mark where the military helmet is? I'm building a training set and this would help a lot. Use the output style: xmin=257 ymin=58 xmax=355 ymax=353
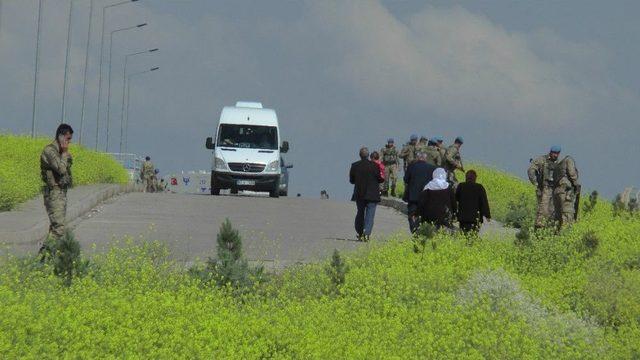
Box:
xmin=455 ymin=136 xmax=464 ymax=144
xmin=410 ymin=134 xmax=418 ymax=141
xmin=387 ymin=138 xmax=394 ymax=144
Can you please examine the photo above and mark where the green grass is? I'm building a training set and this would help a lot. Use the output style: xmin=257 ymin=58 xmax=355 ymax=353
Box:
xmin=396 ymin=163 xmax=536 ymax=222
xmin=1 ymin=162 xmax=639 ymax=358
xmin=0 ymin=134 xmax=128 ymax=211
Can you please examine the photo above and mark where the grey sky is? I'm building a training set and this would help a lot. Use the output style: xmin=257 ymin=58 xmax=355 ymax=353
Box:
xmin=1 ymin=0 xmax=638 ymax=199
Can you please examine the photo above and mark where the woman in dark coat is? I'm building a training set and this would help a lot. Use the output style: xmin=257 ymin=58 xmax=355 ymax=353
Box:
xmin=455 ymin=170 xmax=491 ymax=234
xmin=417 ymin=168 xmax=457 ymax=229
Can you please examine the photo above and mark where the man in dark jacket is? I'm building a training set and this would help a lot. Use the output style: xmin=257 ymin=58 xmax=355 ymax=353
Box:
xmin=455 ymin=170 xmax=491 ymax=234
xmin=403 ymin=152 xmax=437 ymax=233
xmin=350 ymin=147 xmax=384 ymax=241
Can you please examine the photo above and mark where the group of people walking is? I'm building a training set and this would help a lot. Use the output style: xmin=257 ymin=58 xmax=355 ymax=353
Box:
xmin=350 ymin=135 xmax=490 ymax=241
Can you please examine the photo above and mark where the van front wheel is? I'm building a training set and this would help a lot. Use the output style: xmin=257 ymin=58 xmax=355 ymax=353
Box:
xmin=210 ymin=172 xmax=220 ymax=195
xmin=269 ymin=180 xmax=280 ymax=198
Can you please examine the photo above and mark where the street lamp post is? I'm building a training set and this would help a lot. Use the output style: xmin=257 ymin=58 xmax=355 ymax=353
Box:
xmin=31 ymin=0 xmax=43 ymax=138
xmin=124 ymin=67 xmax=158 ymax=154
xmin=94 ymin=0 xmax=140 ymax=150
xmin=119 ymin=48 xmax=158 ymax=153
xmin=105 ymin=22 xmax=147 ymax=152
xmin=61 ymin=0 xmax=75 ymax=124
xmin=78 ymin=0 xmax=96 ymax=145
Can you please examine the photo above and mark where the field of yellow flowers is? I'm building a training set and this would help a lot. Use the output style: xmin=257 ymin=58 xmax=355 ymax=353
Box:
xmin=0 ymin=163 xmax=638 ymax=358
xmin=0 ymin=134 xmax=128 ymax=211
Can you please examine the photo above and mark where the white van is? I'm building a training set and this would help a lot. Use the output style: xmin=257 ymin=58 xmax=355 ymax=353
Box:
xmin=205 ymin=102 xmax=289 ymax=197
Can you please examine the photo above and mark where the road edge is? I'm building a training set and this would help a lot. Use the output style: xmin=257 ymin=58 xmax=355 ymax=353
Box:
xmin=2 ymin=183 xmax=140 ymax=245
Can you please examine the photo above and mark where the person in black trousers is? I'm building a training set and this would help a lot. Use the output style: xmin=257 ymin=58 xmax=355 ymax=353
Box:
xmin=417 ymin=168 xmax=457 ymax=230
xmin=403 ymin=152 xmax=436 ymax=233
xmin=350 ymin=147 xmax=384 ymax=241
xmin=455 ymin=170 xmax=491 ymax=234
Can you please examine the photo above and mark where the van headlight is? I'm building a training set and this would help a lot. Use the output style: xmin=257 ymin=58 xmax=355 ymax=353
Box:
xmin=215 ymin=157 xmax=228 ymax=170
xmin=266 ymin=160 xmax=280 ymax=172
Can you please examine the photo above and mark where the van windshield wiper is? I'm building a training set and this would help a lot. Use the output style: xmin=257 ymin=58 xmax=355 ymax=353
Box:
xmin=221 ymin=148 xmax=236 ymax=151
xmin=258 ymin=150 xmax=274 ymax=153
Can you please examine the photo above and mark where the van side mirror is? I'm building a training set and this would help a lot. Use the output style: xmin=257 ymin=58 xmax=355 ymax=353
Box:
xmin=280 ymin=141 xmax=289 ymax=153
xmin=205 ymin=137 xmax=214 ymax=150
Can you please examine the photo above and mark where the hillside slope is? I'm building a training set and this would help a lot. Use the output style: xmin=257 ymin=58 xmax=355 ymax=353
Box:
xmin=0 ymin=134 xmax=128 ymax=211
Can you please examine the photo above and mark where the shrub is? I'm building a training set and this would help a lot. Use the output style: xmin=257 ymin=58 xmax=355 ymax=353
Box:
xmin=413 ymin=222 xmax=436 ymax=253
xmin=505 ymin=194 xmax=535 ymax=229
xmin=579 ymin=231 xmax=600 ymax=258
xmin=514 ymin=227 xmax=532 ymax=247
xmin=612 ymin=194 xmax=626 ymax=217
xmin=583 ymin=191 xmax=599 ymax=214
xmin=40 ymin=230 xmax=89 ymax=286
xmin=325 ymin=249 xmax=348 ymax=292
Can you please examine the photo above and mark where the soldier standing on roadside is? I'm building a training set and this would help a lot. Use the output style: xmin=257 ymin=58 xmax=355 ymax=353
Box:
xmin=40 ymin=124 xmax=74 ymax=245
xmin=444 ymin=137 xmax=465 ymax=188
xmin=400 ymin=134 xmax=419 ymax=171
xmin=425 ymin=139 xmax=443 ymax=167
xmin=528 ymin=146 xmax=561 ymax=229
xmin=140 ymin=156 xmax=155 ymax=192
xmin=380 ymin=138 xmax=399 ymax=197
xmin=553 ymin=152 xmax=580 ymax=228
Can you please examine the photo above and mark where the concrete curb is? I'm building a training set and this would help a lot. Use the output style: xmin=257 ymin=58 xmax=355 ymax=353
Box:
xmin=380 ymin=196 xmax=408 ymax=215
xmin=1 ymin=183 xmax=139 ymax=245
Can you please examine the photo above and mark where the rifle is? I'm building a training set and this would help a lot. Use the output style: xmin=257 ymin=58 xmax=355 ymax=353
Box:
xmin=574 ymin=184 xmax=581 ymax=221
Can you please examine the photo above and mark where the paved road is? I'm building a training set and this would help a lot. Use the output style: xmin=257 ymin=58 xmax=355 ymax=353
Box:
xmin=70 ymin=192 xmax=409 ymax=268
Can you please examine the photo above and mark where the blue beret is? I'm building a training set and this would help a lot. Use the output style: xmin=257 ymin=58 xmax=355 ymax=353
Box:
xmin=455 ymin=136 xmax=464 ymax=144
xmin=410 ymin=134 xmax=418 ymax=141
xmin=550 ymin=145 xmax=562 ymax=153
xmin=434 ymin=136 xmax=443 ymax=142
xmin=387 ymin=138 xmax=394 ymax=143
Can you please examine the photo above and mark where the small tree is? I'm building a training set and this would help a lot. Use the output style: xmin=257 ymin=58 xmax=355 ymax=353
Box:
xmin=583 ymin=191 xmax=599 ymax=214
xmin=579 ymin=231 xmax=599 ymax=258
xmin=326 ymin=249 xmax=348 ymax=292
xmin=629 ymin=198 xmax=639 ymax=213
xmin=612 ymin=194 xmax=626 ymax=217
xmin=413 ymin=222 xmax=436 ymax=255
xmin=41 ymin=230 xmax=88 ymax=286
xmin=514 ymin=227 xmax=532 ymax=247
xmin=208 ymin=218 xmax=251 ymax=287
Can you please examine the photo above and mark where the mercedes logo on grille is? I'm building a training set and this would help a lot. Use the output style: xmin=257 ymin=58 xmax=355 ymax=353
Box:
xmin=242 ymin=163 xmax=251 ymax=172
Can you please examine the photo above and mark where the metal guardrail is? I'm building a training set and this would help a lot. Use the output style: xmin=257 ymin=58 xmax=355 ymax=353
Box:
xmin=107 ymin=152 xmax=142 ymax=182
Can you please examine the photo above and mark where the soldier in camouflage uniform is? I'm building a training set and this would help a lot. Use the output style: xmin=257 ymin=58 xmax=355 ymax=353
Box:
xmin=425 ymin=139 xmax=443 ymax=167
xmin=399 ymin=134 xmax=419 ymax=171
xmin=415 ymin=136 xmax=429 ymax=155
xmin=444 ymin=137 xmax=464 ymax=188
xmin=553 ymin=153 xmax=580 ymax=228
xmin=528 ymin=146 xmax=561 ymax=229
xmin=380 ymin=138 xmax=399 ymax=197
xmin=435 ymin=136 xmax=447 ymax=162
xmin=40 ymin=124 xmax=74 ymax=243
xmin=140 ymin=156 xmax=155 ymax=193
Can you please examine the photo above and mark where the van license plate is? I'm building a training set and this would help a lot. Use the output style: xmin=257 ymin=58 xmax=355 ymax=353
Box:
xmin=237 ymin=180 xmax=255 ymax=186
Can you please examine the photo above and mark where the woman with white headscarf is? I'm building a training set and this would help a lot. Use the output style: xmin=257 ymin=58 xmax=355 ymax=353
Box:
xmin=417 ymin=168 xmax=457 ymax=229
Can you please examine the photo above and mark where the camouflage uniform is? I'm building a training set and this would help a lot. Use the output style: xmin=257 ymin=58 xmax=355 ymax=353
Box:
xmin=425 ymin=144 xmax=443 ymax=167
xmin=553 ymin=156 xmax=580 ymax=228
xmin=380 ymin=145 xmax=399 ymax=196
xmin=437 ymin=143 xmax=446 ymax=163
xmin=528 ymin=155 xmax=558 ymax=228
xmin=415 ymin=138 xmax=429 ymax=156
xmin=399 ymin=143 xmax=417 ymax=171
xmin=141 ymin=160 xmax=155 ymax=192
xmin=40 ymin=141 xmax=73 ymax=240
xmin=444 ymin=144 xmax=463 ymax=187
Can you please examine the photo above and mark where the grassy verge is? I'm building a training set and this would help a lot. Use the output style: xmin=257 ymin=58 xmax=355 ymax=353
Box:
xmin=0 ymin=134 xmax=128 ymax=211
xmin=395 ymin=163 xmax=536 ymax=222
xmin=0 ymin=199 xmax=638 ymax=358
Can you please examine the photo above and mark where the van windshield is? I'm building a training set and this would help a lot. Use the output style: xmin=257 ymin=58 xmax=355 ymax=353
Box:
xmin=217 ymin=124 xmax=278 ymax=150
